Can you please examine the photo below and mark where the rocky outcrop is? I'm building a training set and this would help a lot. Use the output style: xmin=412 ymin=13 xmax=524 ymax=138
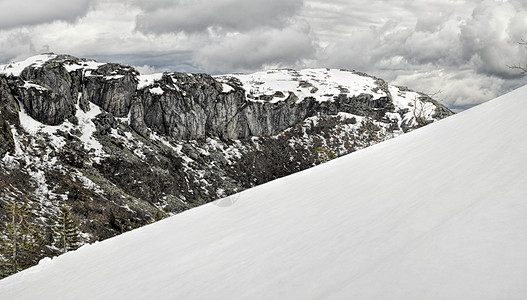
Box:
xmin=130 ymin=73 xmax=400 ymax=140
xmin=17 ymin=59 xmax=77 ymax=125
xmin=0 ymin=76 xmax=19 ymax=123
xmin=82 ymin=63 xmax=138 ymax=117
xmin=15 ymin=82 xmax=76 ymax=125
xmin=9 ymin=57 xmax=138 ymax=126
xmin=132 ymin=73 xmax=229 ymax=140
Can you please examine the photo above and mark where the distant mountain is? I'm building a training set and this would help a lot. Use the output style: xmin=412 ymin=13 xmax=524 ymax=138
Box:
xmin=0 ymin=54 xmax=453 ymax=277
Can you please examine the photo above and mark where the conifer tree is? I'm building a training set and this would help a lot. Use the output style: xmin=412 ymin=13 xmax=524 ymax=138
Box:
xmin=54 ymin=205 xmax=80 ymax=254
xmin=314 ymin=146 xmax=336 ymax=164
xmin=0 ymin=200 xmax=44 ymax=277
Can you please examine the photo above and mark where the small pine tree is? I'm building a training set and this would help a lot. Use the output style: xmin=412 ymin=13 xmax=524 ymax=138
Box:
xmin=0 ymin=200 xmax=44 ymax=277
xmin=54 ymin=206 xmax=80 ymax=254
xmin=154 ymin=208 xmax=168 ymax=222
xmin=314 ymin=146 xmax=336 ymax=164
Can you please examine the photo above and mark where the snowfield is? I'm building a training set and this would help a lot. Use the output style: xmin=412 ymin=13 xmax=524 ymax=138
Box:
xmin=1 ymin=85 xmax=527 ymax=299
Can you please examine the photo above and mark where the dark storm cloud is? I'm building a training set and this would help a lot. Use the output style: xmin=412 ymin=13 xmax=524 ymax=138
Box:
xmin=133 ymin=0 xmax=304 ymax=34
xmin=0 ymin=0 xmax=94 ymax=29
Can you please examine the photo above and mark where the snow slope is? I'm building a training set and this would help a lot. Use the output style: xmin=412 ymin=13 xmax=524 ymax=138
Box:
xmin=1 ymin=85 xmax=527 ymax=299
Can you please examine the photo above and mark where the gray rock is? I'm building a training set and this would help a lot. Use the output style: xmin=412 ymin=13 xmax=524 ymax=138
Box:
xmin=0 ymin=75 xmax=19 ymax=125
xmin=17 ymin=60 xmax=77 ymax=125
xmin=93 ymin=112 xmax=116 ymax=135
xmin=82 ymin=63 xmax=138 ymax=117
xmin=129 ymin=72 xmax=405 ymax=141
xmin=15 ymin=82 xmax=75 ymax=125
xmin=0 ymin=75 xmax=19 ymax=157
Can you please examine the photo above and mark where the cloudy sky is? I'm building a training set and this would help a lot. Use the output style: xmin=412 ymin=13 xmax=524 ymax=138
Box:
xmin=1 ymin=0 xmax=526 ymax=110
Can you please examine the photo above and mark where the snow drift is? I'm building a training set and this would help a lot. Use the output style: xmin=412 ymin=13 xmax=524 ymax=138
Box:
xmin=1 ymin=85 xmax=526 ymax=299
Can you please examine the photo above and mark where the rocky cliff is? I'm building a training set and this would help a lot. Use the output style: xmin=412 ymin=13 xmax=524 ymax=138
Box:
xmin=0 ymin=53 xmax=453 ymax=278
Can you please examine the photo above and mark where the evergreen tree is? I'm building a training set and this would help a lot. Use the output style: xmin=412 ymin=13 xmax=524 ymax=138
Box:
xmin=54 ymin=205 xmax=80 ymax=254
xmin=154 ymin=208 xmax=168 ymax=222
xmin=314 ymin=146 xmax=336 ymax=164
xmin=0 ymin=200 xmax=44 ymax=277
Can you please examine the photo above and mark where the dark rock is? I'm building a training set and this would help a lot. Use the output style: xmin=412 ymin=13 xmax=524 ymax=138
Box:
xmin=0 ymin=76 xmax=19 ymax=157
xmin=4 ymin=56 xmax=453 ymax=143
xmin=93 ymin=112 xmax=116 ymax=135
xmin=0 ymin=120 xmax=14 ymax=158
xmin=0 ymin=75 xmax=20 ymax=125
xmin=129 ymin=72 xmax=408 ymax=141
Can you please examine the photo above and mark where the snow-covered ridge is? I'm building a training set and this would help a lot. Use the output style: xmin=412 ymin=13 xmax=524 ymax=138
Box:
xmin=136 ymin=73 xmax=164 ymax=89
xmin=1 ymin=54 xmax=441 ymax=125
xmin=0 ymin=53 xmax=108 ymax=77
xmin=63 ymin=60 xmax=105 ymax=73
xmin=217 ymin=68 xmax=389 ymax=103
xmin=216 ymin=68 xmax=440 ymax=126
xmin=0 ymin=53 xmax=57 ymax=77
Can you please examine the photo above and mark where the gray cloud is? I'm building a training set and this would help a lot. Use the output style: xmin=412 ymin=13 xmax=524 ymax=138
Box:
xmin=0 ymin=31 xmax=51 ymax=63
xmin=91 ymin=51 xmax=201 ymax=73
xmin=134 ymin=0 xmax=304 ymax=34
xmin=392 ymin=69 xmax=506 ymax=111
xmin=193 ymin=21 xmax=318 ymax=72
xmin=460 ymin=0 xmax=527 ymax=78
xmin=0 ymin=0 xmax=93 ymax=29
xmin=0 ymin=0 xmax=526 ymax=110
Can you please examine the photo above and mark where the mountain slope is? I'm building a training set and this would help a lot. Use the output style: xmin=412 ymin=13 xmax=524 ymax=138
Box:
xmin=1 ymin=83 xmax=525 ymax=298
xmin=0 ymin=53 xmax=452 ymax=276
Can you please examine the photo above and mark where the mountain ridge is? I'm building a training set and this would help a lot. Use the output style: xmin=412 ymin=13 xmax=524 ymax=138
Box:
xmin=0 ymin=53 xmax=453 ymax=278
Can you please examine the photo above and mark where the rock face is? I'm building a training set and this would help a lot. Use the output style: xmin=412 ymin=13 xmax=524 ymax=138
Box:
xmin=130 ymin=73 xmax=400 ymax=141
xmin=16 ymin=59 xmax=77 ymax=125
xmin=0 ymin=54 xmax=454 ymax=279
xmin=82 ymin=63 xmax=138 ymax=118
xmin=0 ymin=75 xmax=18 ymax=157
